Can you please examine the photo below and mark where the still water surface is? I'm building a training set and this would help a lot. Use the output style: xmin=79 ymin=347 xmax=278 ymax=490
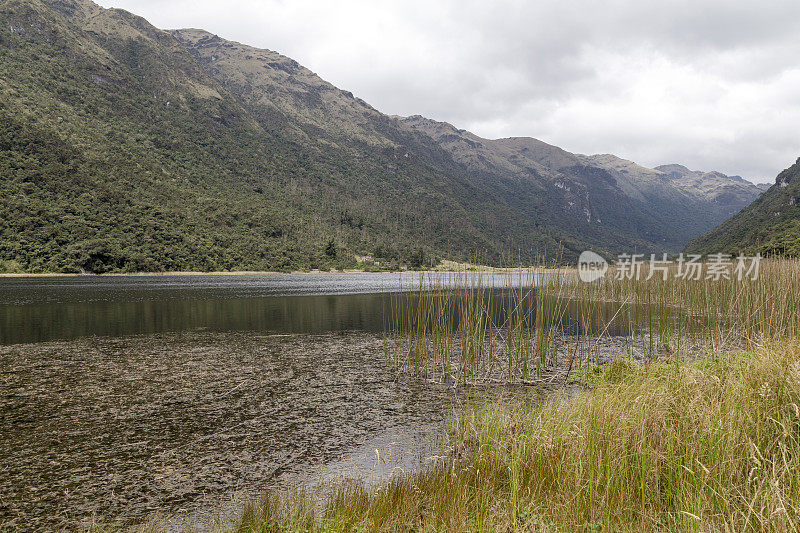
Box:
xmin=0 ymin=273 xmax=539 ymax=345
xmin=0 ymin=273 xmax=543 ymax=530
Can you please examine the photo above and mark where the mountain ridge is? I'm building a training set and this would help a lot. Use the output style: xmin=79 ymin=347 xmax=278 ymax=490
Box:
xmin=397 ymin=114 xmax=764 ymax=245
xmin=686 ymin=157 xmax=800 ymax=256
xmin=0 ymin=0 xmax=768 ymax=272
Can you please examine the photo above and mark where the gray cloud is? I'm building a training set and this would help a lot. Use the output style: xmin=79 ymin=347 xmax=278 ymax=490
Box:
xmin=96 ymin=0 xmax=800 ymax=182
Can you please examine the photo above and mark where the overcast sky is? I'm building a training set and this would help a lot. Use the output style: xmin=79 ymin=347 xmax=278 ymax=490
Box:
xmin=96 ymin=0 xmax=800 ymax=183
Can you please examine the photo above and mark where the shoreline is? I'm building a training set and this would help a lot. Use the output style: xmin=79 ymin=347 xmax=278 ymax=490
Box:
xmin=0 ymin=265 xmax=576 ymax=278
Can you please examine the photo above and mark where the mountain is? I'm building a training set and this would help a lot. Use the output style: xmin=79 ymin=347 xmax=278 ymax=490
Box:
xmin=398 ymin=116 xmax=764 ymax=249
xmin=654 ymin=164 xmax=769 ymax=218
xmin=0 ymin=0 xmax=765 ymax=273
xmin=686 ymin=158 xmax=800 ymax=256
xmin=0 ymin=0 xmax=549 ymax=272
xmin=172 ymin=31 xmax=703 ymax=256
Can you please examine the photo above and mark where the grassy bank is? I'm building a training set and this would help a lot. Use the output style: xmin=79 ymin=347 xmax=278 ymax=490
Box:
xmin=234 ymin=341 xmax=800 ymax=531
xmin=232 ymin=260 xmax=800 ymax=531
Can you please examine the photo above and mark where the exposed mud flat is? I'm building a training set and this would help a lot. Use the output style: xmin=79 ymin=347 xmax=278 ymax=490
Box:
xmin=0 ymin=322 xmax=710 ymax=529
xmin=0 ymin=331 xmax=472 ymax=530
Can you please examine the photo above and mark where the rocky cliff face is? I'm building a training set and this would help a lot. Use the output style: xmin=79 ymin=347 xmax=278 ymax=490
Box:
xmin=171 ymin=29 xmax=394 ymax=150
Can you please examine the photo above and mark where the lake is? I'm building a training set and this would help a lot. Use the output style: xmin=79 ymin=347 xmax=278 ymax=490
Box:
xmin=0 ymin=272 xmax=544 ymax=345
xmin=0 ymin=273 xmax=548 ymax=530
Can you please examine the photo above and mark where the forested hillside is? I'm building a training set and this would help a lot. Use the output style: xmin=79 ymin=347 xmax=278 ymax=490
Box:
xmin=0 ymin=0 xmax=766 ymax=272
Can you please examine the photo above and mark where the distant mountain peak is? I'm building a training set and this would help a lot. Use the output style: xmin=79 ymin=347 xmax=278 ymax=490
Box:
xmin=654 ymin=164 xmax=692 ymax=179
xmin=687 ymin=158 xmax=800 ymax=256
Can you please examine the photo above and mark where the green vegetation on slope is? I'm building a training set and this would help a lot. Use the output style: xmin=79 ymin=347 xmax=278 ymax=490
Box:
xmin=687 ymin=158 xmax=800 ymax=257
xmin=0 ymin=0 xmax=330 ymax=272
xmin=0 ymin=0 xmax=767 ymax=273
xmin=0 ymin=0 xmax=568 ymax=273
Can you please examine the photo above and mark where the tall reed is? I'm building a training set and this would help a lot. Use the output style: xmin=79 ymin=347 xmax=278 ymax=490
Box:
xmin=385 ymin=259 xmax=800 ymax=384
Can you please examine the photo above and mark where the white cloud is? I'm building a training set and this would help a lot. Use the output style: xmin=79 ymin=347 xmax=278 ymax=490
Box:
xmin=96 ymin=0 xmax=800 ymax=182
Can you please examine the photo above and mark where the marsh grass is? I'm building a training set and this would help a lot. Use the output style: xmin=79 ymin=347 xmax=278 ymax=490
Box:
xmin=385 ymin=259 xmax=800 ymax=384
xmin=193 ymin=260 xmax=800 ymax=531
xmin=234 ymin=341 xmax=800 ymax=532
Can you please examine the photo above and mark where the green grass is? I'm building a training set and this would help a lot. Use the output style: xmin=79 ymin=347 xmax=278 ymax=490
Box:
xmin=232 ymin=341 xmax=800 ymax=532
xmin=229 ymin=259 xmax=800 ymax=532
